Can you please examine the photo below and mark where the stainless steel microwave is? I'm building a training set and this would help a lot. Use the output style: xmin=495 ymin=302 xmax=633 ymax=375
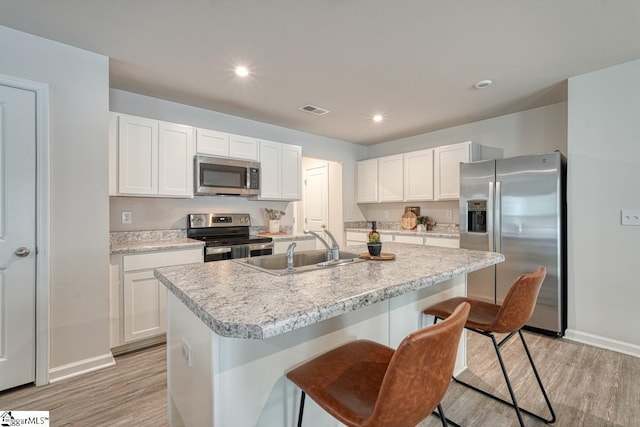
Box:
xmin=194 ymin=155 xmax=260 ymax=196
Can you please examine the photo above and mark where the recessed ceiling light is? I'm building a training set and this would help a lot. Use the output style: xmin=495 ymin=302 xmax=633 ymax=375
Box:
xmin=372 ymin=114 xmax=384 ymax=123
xmin=235 ymin=66 xmax=250 ymax=77
xmin=474 ymin=79 xmax=493 ymax=89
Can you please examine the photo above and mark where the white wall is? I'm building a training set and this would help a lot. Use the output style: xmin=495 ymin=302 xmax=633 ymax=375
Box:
xmin=566 ymin=59 xmax=640 ymax=356
xmin=109 ymin=90 xmax=368 ymax=230
xmin=359 ymin=102 xmax=568 ymax=225
xmin=0 ymin=26 xmax=111 ymax=371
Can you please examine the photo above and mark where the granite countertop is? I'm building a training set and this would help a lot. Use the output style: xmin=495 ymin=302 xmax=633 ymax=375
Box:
xmin=154 ymin=242 xmax=503 ymax=340
xmin=254 ymin=233 xmax=316 ymax=241
xmin=345 ymin=227 xmax=460 ymax=239
xmin=110 ymin=230 xmax=204 ymax=255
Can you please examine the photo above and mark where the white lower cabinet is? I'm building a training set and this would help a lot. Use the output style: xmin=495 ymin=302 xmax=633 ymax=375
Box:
xmin=272 ymin=239 xmax=316 ymax=254
xmin=111 ymin=248 xmax=202 ymax=353
xmin=426 ymin=237 xmax=460 ymax=248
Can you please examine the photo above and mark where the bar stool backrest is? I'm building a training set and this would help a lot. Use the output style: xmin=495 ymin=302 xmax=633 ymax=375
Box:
xmin=489 ymin=266 xmax=547 ymax=334
xmin=363 ymin=302 xmax=470 ymax=427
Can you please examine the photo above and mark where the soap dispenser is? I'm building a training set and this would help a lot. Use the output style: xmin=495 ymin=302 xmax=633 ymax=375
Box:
xmin=368 ymin=221 xmax=380 ymax=242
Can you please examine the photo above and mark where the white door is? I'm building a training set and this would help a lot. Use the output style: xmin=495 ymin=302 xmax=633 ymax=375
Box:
xmin=304 ymin=165 xmax=328 ymax=249
xmin=0 ymin=84 xmax=37 ymax=391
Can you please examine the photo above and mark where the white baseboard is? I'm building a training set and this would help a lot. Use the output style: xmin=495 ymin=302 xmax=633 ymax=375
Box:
xmin=48 ymin=352 xmax=116 ymax=383
xmin=564 ymin=329 xmax=640 ymax=358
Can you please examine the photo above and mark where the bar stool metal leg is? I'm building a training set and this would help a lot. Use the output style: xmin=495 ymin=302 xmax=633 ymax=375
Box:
xmin=297 ymin=390 xmax=306 ymax=427
xmin=450 ymin=328 xmax=556 ymax=426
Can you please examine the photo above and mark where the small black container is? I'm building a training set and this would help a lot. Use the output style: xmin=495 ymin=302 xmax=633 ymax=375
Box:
xmin=367 ymin=243 xmax=382 ymax=257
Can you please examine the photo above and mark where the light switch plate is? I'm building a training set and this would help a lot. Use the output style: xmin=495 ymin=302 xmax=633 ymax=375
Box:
xmin=621 ymin=209 xmax=640 ymax=226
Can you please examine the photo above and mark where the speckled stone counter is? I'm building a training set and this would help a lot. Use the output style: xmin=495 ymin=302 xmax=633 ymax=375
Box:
xmin=110 ymin=230 xmax=204 ymax=254
xmin=258 ymin=233 xmax=316 ymax=242
xmin=155 ymin=242 xmax=503 ymax=339
xmin=345 ymin=227 xmax=459 ymax=240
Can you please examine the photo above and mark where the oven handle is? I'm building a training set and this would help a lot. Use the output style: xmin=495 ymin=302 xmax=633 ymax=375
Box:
xmin=248 ymin=242 xmax=274 ymax=251
xmin=206 ymin=246 xmax=232 ymax=255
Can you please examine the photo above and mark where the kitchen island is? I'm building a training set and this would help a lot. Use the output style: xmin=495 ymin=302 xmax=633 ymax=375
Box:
xmin=155 ymin=242 xmax=504 ymax=427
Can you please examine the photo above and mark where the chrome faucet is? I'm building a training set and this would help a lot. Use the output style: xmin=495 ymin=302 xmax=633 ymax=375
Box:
xmin=286 ymin=242 xmax=297 ymax=272
xmin=304 ymin=229 xmax=340 ymax=261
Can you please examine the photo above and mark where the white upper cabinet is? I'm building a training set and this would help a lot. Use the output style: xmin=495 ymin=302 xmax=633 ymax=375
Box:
xmin=229 ymin=134 xmax=259 ymax=160
xmin=434 ymin=141 xmax=471 ymax=200
xmin=281 ymin=143 xmax=302 ymax=200
xmin=356 ymin=159 xmax=378 ymax=203
xmin=404 ymin=149 xmax=434 ymax=201
xmin=378 ymin=154 xmax=404 ymax=202
xmin=114 ymin=113 xmax=194 ymax=198
xmin=118 ymin=114 xmax=159 ymax=195
xmin=356 ymin=142 xmax=502 ymax=203
xmin=196 ymin=128 xmax=229 ymax=157
xmin=258 ymin=140 xmax=302 ymax=201
xmin=158 ymin=122 xmax=194 ymax=197
xmin=258 ymin=140 xmax=281 ymax=199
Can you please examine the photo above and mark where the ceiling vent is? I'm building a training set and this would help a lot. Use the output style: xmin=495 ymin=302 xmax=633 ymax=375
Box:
xmin=299 ymin=104 xmax=330 ymax=116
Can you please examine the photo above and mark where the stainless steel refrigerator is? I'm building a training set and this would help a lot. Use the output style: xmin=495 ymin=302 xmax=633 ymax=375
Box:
xmin=460 ymin=152 xmax=566 ymax=336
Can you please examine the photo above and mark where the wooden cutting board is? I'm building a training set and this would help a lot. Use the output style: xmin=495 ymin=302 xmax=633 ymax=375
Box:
xmin=401 ymin=211 xmax=417 ymax=230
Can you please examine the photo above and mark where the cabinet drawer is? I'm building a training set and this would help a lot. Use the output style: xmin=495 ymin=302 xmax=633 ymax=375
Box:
xmin=394 ymin=235 xmax=424 ymax=245
xmin=123 ymin=248 xmax=202 ymax=271
xmin=425 ymin=237 xmax=460 ymax=248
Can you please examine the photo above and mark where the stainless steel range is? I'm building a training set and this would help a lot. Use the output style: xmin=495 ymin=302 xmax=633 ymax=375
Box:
xmin=187 ymin=213 xmax=273 ymax=262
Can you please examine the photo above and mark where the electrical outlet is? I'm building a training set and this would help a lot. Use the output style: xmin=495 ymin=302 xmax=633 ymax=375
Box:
xmin=621 ymin=209 xmax=640 ymax=226
xmin=181 ymin=338 xmax=192 ymax=367
xmin=121 ymin=211 xmax=132 ymax=224
xmin=384 ymin=210 xmax=390 ymax=219
xmin=446 ymin=209 xmax=453 ymax=219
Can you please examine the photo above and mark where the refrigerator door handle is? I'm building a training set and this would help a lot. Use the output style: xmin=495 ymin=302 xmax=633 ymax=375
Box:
xmin=488 ymin=181 xmax=495 ymax=252
xmin=495 ymin=180 xmax=502 ymax=253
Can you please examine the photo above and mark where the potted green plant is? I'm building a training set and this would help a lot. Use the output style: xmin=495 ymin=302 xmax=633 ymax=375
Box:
xmin=416 ymin=216 xmax=430 ymax=232
xmin=367 ymin=233 xmax=382 ymax=257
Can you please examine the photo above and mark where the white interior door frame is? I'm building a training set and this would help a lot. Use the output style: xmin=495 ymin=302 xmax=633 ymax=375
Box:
xmin=1 ymin=74 xmax=50 ymax=386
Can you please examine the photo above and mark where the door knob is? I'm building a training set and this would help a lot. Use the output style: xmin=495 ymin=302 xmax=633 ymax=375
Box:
xmin=15 ymin=247 xmax=31 ymax=257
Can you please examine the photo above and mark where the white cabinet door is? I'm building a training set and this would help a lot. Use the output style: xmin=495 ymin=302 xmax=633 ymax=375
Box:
xmin=394 ymin=235 xmax=424 ymax=245
xmin=159 ymin=122 xmax=194 ymax=197
xmin=258 ymin=140 xmax=302 ymax=200
xmin=123 ymin=270 xmax=166 ymax=343
xmin=356 ymin=159 xmax=378 ymax=203
xmin=281 ymin=143 xmax=302 ymax=200
xmin=108 ymin=113 xmax=118 ymax=196
xmin=118 ymin=114 xmax=158 ymax=195
xmin=434 ymin=141 xmax=471 ymax=200
xmin=229 ymin=134 xmax=259 ymax=160
xmin=196 ymin=128 xmax=229 ymax=157
xmin=258 ymin=140 xmax=282 ymax=199
xmin=378 ymin=154 xmax=404 ymax=202
xmin=425 ymin=237 xmax=460 ymax=248
xmin=346 ymin=231 xmax=368 ymax=246
xmin=404 ymin=149 xmax=434 ymax=201
xmin=273 ymin=239 xmax=316 ymax=254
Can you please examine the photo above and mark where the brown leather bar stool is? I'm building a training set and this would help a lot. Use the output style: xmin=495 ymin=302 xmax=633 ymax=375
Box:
xmin=286 ymin=302 xmax=470 ymax=427
xmin=423 ymin=266 xmax=556 ymax=426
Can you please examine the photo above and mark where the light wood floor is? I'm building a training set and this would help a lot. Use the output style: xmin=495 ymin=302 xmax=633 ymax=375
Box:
xmin=1 ymin=332 xmax=638 ymax=426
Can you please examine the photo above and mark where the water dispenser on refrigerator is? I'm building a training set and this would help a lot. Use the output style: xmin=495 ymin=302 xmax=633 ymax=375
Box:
xmin=467 ymin=200 xmax=487 ymax=233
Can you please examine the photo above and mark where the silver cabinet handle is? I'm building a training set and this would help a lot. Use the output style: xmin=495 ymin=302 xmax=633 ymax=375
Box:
xmin=15 ymin=247 xmax=31 ymax=257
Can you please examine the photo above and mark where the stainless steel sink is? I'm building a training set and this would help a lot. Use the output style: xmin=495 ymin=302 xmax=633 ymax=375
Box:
xmin=233 ymin=249 xmax=365 ymax=275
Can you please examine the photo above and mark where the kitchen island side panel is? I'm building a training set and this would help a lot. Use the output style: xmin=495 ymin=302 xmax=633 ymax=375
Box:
xmin=167 ymin=279 xmax=465 ymax=427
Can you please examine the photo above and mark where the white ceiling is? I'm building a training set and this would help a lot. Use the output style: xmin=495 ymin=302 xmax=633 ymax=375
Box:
xmin=1 ymin=1 xmax=640 ymax=145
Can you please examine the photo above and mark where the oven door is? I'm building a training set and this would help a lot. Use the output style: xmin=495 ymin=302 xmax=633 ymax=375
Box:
xmin=204 ymin=246 xmax=233 ymax=262
xmin=249 ymin=242 xmax=274 ymax=257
